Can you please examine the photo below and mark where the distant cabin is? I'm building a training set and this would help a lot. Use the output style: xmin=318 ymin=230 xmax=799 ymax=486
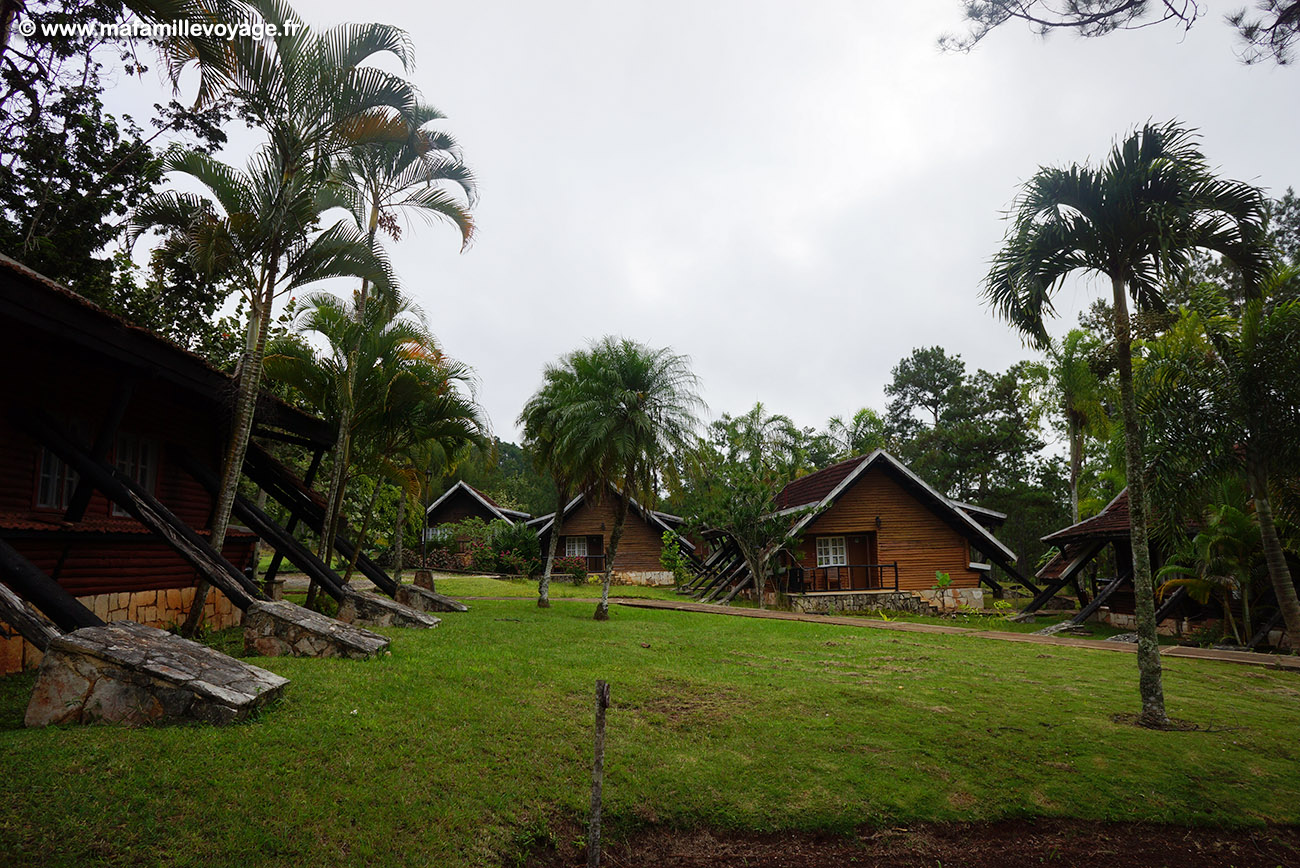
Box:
xmin=773 ymin=451 xmax=1019 ymax=611
xmin=530 ymin=486 xmax=694 ymax=586
xmin=425 ymin=480 xmax=530 ymax=532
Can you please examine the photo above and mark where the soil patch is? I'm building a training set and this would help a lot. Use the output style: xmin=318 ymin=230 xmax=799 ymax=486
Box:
xmin=525 ymin=819 xmax=1300 ymax=868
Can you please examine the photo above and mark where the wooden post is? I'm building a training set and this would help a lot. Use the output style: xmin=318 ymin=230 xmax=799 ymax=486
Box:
xmin=587 ymin=679 xmax=611 ymax=868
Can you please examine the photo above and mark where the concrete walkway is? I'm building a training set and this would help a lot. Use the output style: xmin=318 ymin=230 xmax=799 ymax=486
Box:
xmin=616 ymin=598 xmax=1300 ymax=673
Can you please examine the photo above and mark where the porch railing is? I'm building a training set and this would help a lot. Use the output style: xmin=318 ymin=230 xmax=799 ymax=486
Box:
xmin=787 ymin=563 xmax=899 ymax=594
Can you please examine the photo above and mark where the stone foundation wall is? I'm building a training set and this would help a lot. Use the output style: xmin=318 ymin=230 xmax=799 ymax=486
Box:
xmin=612 ymin=570 xmax=675 ymax=587
xmin=788 ymin=591 xmax=934 ymax=616
xmin=916 ymin=588 xmax=984 ymax=612
xmin=0 ymin=586 xmax=241 ymax=677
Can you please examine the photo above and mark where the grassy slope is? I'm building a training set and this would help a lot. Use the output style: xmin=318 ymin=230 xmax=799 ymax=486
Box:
xmin=2 ymin=600 xmax=1298 ymax=868
xmin=430 ymin=574 xmax=684 ymax=601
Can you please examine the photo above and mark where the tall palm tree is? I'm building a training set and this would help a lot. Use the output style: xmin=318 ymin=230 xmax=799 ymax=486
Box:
xmin=1144 ymin=268 xmax=1300 ymax=646
xmin=825 ymin=408 xmax=888 ymax=461
xmin=564 ymin=338 xmax=704 ymax=621
xmin=265 ymin=291 xmax=484 ymax=594
xmin=314 ymin=106 xmax=476 ymax=572
xmin=132 ymin=6 xmax=426 ymax=632
xmin=1050 ymin=329 xmax=1113 ymax=525
xmin=984 ymin=121 xmax=1269 ymax=726
xmin=131 ymin=147 xmax=387 ymax=632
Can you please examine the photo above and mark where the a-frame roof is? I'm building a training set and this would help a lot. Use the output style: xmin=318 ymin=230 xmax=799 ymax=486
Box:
xmin=778 ymin=450 xmax=1018 ymax=565
xmin=529 ymin=485 xmax=694 ymax=551
xmin=1041 ymin=489 xmax=1130 ymax=544
xmin=426 ymin=480 xmax=530 ymax=524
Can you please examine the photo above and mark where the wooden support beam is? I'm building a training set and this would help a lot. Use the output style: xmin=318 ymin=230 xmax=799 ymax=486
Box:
xmin=0 ymin=537 xmax=103 ymax=635
xmin=11 ymin=411 xmax=261 ymax=611
xmin=64 ymin=380 xmax=135 ymax=523
xmin=261 ymin=447 xmax=324 ymax=590
xmin=1247 ymin=610 xmax=1284 ymax=650
xmin=172 ymin=448 xmax=349 ymax=603
xmin=1067 ymin=570 xmax=1130 ymax=627
xmin=718 ymin=572 xmax=752 ymax=605
xmin=0 ymin=580 xmax=63 ymax=651
xmin=1153 ymin=586 xmax=1188 ymax=624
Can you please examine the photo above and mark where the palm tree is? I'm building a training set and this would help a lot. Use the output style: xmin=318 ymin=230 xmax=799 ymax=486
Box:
xmin=314 ymin=106 xmax=476 ymax=572
xmin=825 ymin=408 xmax=888 ymax=461
xmin=131 ymin=7 xmax=427 ymax=632
xmin=1050 ymin=329 xmax=1113 ymax=526
xmin=1158 ymin=503 xmax=1265 ymax=645
xmin=563 ymin=338 xmax=703 ymax=621
xmin=265 ymin=291 xmax=485 ymax=595
xmin=984 ymin=121 xmax=1269 ymax=726
xmin=518 ymin=364 xmax=591 ymax=609
xmin=1144 ymin=268 xmax=1300 ymax=646
xmin=131 ymin=147 xmax=387 ymax=632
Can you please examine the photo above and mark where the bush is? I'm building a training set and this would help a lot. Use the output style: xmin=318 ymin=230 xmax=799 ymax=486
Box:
xmin=552 ymin=555 xmax=589 ymax=586
xmin=659 ymin=530 xmax=693 ymax=586
xmin=436 ymin=517 xmax=543 ymax=576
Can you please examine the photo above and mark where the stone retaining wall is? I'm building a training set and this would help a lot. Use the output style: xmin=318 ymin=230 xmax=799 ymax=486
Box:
xmin=787 ymin=591 xmax=935 ymax=616
xmin=0 ymin=586 xmax=241 ymax=677
xmin=612 ymin=570 xmax=675 ymax=587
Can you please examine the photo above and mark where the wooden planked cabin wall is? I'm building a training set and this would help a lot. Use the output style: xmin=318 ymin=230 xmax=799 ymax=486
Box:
xmin=556 ymin=494 xmax=668 ymax=573
xmin=794 ymin=465 xmax=983 ymax=591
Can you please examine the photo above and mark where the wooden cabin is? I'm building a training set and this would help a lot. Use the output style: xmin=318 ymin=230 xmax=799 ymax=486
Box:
xmin=425 ymin=480 xmax=530 ymax=533
xmin=531 ymin=486 xmax=694 ymax=585
xmin=0 ymin=254 xmax=334 ymax=674
xmin=774 ymin=451 xmax=1020 ymax=612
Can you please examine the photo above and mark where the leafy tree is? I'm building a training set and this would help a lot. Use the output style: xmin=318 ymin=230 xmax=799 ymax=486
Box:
xmin=824 ymin=408 xmax=888 ymax=460
xmin=1143 ymin=269 xmax=1300 ymax=646
xmin=1050 ymin=329 xmax=1113 ymax=524
xmin=984 ymin=121 xmax=1269 ymax=725
xmin=884 ymin=346 xmax=966 ymax=436
xmin=1158 ymin=503 xmax=1268 ymax=644
xmin=942 ymin=0 xmax=1300 ymax=65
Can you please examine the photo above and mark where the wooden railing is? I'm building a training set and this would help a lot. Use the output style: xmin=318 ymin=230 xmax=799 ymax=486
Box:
xmin=787 ymin=563 xmax=899 ymax=594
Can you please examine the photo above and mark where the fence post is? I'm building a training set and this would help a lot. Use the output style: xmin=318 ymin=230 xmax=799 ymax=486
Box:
xmin=587 ymin=679 xmax=611 ymax=868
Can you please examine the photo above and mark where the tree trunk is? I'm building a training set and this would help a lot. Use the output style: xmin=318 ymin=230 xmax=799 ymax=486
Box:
xmin=181 ymin=284 xmax=272 ymax=637
xmin=1112 ymin=275 xmax=1167 ymax=727
xmin=247 ymin=487 xmax=268 ymax=584
xmin=391 ymin=488 xmax=406 ymax=585
xmin=737 ymin=542 xmax=768 ymax=610
xmin=1068 ymin=424 xmax=1082 ymax=525
xmin=594 ymin=491 xmax=629 ymax=622
xmin=538 ymin=482 xmax=568 ymax=608
xmin=1246 ymin=458 xmax=1300 ymax=651
xmin=343 ymin=477 xmax=384 ymax=584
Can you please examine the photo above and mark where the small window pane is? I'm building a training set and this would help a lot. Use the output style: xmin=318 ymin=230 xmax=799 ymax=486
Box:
xmin=565 ymin=536 xmax=588 ymax=557
xmin=815 ymin=536 xmax=846 ymax=568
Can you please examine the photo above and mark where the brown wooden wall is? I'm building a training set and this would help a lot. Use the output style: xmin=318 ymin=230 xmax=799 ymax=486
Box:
xmin=556 ymin=494 xmax=667 ymax=572
xmin=795 ymin=465 xmax=983 ymax=591
xmin=0 ymin=335 xmax=248 ymax=596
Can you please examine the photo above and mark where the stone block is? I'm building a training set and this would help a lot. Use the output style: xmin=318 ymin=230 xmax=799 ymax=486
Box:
xmin=394 ymin=584 xmax=469 ymax=614
xmin=412 ymin=570 xmax=434 ymax=590
xmin=24 ymin=621 xmax=288 ymax=728
xmin=242 ymin=601 xmax=390 ymax=659
xmin=337 ymin=590 xmax=441 ymax=629
xmin=0 ymin=635 xmax=23 ymax=675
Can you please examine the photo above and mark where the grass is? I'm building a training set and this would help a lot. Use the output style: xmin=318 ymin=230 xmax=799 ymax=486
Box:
xmin=429 ymin=573 xmax=685 ymax=601
xmin=3 ymin=599 xmax=1299 ymax=867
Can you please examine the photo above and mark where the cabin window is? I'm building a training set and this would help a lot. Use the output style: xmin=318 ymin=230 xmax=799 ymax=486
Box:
xmin=565 ymin=536 xmax=588 ymax=558
xmin=815 ymin=536 xmax=847 ymax=568
xmin=36 ymin=450 xmax=78 ymax=510
xmin=111 ymin=434 xmax=157 ymax=516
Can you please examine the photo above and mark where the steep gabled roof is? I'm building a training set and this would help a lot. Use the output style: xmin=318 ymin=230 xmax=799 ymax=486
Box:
xmin=426 ymin=480 xmax=530 ymax=524
xmin=778 ymin=451 xmax=1018 ymax=565
xmin=531 ymin=485 xmax=694 ymax=551
xmin=0 ymin=253 xmax=333 ymax=447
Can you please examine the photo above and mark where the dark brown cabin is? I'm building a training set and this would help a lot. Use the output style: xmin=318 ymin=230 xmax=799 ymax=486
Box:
xmin=0 ymin=254 xmax=333 ymax=673
xmin=425 ymin=480 xmax=530 ymax=531
xmin=776 ymin=451 xmax=1019 ymax=605
xmin=532 ymin=487 xmax=693 ymax=585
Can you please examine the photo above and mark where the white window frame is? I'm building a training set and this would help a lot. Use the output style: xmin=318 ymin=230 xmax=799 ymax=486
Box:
xmin=815 ymin=536 xmax=847 ymax=568
xmin=36 ymin=449 xmax=78 ymax=510
xmin=112 ymin=433 xmax=157 ymax=516
xmin=565 ymin=536 xmax=588 ymax=558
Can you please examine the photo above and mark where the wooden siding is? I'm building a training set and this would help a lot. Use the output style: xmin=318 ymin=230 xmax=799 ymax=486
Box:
xmin=0 ymin=331 xmax=251 ymax=597
xmin=556 ymin=494 xmax=667 ymax=572
xmin=796 ymin=465 xmax=983 ymax=591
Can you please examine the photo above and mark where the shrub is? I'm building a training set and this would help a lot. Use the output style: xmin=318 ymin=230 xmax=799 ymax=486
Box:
xmin=552 ymin=555 xmax=588 ymax=586
xmin=659 ymin=530 xmax=693 ymax=586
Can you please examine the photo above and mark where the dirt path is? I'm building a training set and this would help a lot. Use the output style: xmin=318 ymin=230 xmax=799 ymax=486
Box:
xmin=617 ymin=599 xmax=1300 ymax=673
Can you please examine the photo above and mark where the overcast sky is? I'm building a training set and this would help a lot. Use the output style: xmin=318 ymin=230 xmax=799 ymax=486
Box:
xmin=114 ymin=1 xmax=1300 ymax=442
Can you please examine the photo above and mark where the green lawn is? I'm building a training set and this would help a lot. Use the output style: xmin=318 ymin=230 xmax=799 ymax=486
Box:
xmin=3 ymin=599 xmax=1298 ymax=867
xmin=429 ymin=573 xmax=685 ymax=601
